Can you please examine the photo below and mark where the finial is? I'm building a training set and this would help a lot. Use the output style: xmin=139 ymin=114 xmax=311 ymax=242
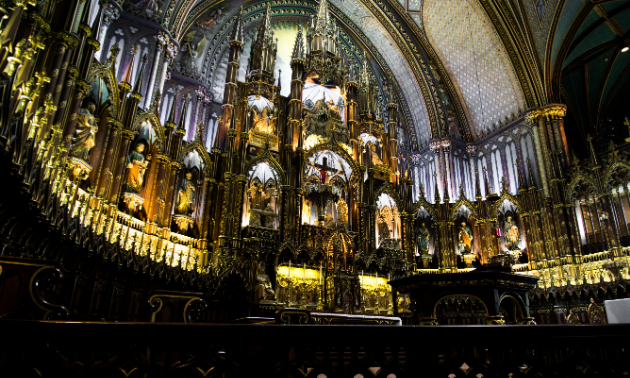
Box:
xmin=433 ymin=171 xmax=441 ymax=204
xmin=132 ymin=53 xmax=148 ymax=95
xmin=166 ymin=96 xmax=177 ymax=128
xmin=230 ymin=6 xmax=244 ymax=46
xmin=122 ymin=45 xmax=139 ymax=84
xmin=516 ymin=160 xmax=525 ymax=191
xmin=526 ymin=158 xmax=536 ymax=188
xmin=177 ymin=95 xmax=190 ymax=131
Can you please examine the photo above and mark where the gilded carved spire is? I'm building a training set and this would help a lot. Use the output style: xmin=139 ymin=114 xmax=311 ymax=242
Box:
xmin=433 ymin=172 xmax=441 ymax=204
xmin=132 ymin=53 xmax=148 ymax=95
xmin=166 ymin=97 xmax=177 ymax=128
xmin=516 ymin=160 xmax=526 ymax=192
xmin=230 ymin=6 xmax=244 ymax=45
xmin=292 ymin=24 xmax=305 ymax=60
xmin=474 ymin=169 xmax=482 ymax=200
xmin=527 ymin=158 xmax=536 ymax=188
xmin=122 ymin=45 xmax=138 ymax=85
xmin=256 ymin=4 xmax=273 ymax=44
xmin=177 ymin=96 xmax=190 ymax=131
xmin=313 ymin=0 xmax=330 ymax=35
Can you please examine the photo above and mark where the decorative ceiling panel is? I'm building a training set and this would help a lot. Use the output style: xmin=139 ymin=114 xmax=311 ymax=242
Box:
xmin=424 ymin=0 xmax=525 ymax=135
xmin=330 ymin=0 xmax=432 ymax=142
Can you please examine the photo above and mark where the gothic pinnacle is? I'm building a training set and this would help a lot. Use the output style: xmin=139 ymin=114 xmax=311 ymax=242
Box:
xmin=132 ymin=53 xmax=148 ymax=96
xmin=292 ymin=24 xmax=305 ymax=60
xmin=230 ymin=6 xmax=244 ymax=46
xmin=166 ymin=96 xmax=177 ymax=128
xmin=314 ymin=0 xmax=330 ymax=34
xmin=177 ymin=96 xmax=190 ymax=131
xmin=122 ymin=45 xmax=138 ymax=85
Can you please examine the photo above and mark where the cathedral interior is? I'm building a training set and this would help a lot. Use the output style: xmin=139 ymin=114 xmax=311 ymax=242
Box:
xmin=1 ymin=0 xmax=630 ymax=376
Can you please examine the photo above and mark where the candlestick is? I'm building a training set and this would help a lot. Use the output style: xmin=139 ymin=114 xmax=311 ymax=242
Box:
xmin=319 ymin=265 xmax=322 ymax=284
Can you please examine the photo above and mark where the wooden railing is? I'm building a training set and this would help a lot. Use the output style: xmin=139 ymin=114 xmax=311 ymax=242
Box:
xmin=0 ymin=320 xmax=628 ymax=377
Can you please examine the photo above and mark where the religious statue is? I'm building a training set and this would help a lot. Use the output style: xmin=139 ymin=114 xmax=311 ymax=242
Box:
xmin=197 ymin=8 xmax=224 ymax=29
xmin=175 ymin=172 xmax=196 ymax=216
xmin=180 ymin=41 xmax=199 ymax=77
xmin=370 ymin=144 xmax=383 ymax=165
xmin=588 ymin=298 xmax=607 ymax=324
xmin=504 ymin=215 xmax=521 ymax=251
xmin=127 ymin=0 xmax=159 ymax=19
xmin=69 ymin=101 xmax=98 ymax=161
xmin=263 ymin=202 xmax=276 ymax=228
xmin=248 ymin=181 xmax=270 ymax=227
xmin=302 ymin=201 xmax=312 ymax=225
xmin=323 ymin=213 xmax=335 ymax=228
xmin=378 ymin=215 xmax=391 ymax=239
xmin=397 ymin=295 xmax=411 ymax=313
xmin=337 ymin=199 xmax=348 ymax=228
xmin=417 ymin=222 xmax=430 ymax=254
xmin=252 ymin=107 xmax=275 ymax=134
xmin=123 ymin=143 xmax=149 ymax=193
xmin=564 ymin=309 xmax=581 ymax=324
xmin=254 ymin=261 xmax=275 ymax=302
xmin=458 ymin=221 xmax=473 ymax=254
xmin=249 ymin=181 xmax=268 ymax=210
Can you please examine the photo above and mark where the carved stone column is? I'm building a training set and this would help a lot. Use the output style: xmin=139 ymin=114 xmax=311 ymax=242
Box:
xmin=94 ymin=3 xmax=119 ymax=62
xmin=525 ymin=110 xmax=550 ymax=198
xmin=145 ymin=33 xmax=167 ymax=108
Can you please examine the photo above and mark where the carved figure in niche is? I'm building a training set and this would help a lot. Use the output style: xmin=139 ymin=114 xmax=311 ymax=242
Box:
xmin=249 ymin=181 xmax=268 ymax=210
xmin=254 ymin=261 xmax=275 ymax=302
xmin=302 ymin=200 xmax=312 ymax=225
xmin=127 ymin=0 xmax=159 ymax=19
xmin=378 ymin=214 xmax=391 ymax=239
xmin=69 ymin=101 xmax=98 ymax=160
xmin=123 ymin=143 xmax=149 ymax=193
xmin=176 ymin=172 xmax=196 ymax=216
xmin=263 ymin=202 xmax=276 ymax=228
xmin=180 ymin=41 xmax=199 ymax=77
xmin=397 ymin=295 xmax=411 ymax=313
xmin=458 ymin=221 xmax=473 ymax=254
xmin=504 ymin=215 xmax=521 ymax=251
xmin=303 ymin=99 xmax=343 ymax=138
xmin=324 ymin=213 xmax=335 ymax=228
xmin=197 ymin=8 xmax=224 ymax=29
xmin=252 ymin=107 xmax=275 ymax=134
xmin=417 ymin=222 xmax=430 ymax=254
xmin=564 ymin=310 xmax=581 ymax=324
xmin=370 ymin=144 xmax=383 ymax=165
xmin=337 ymin=199 xmax=348 ymax=228
xmin=588 ymin=298 xmax=607 ymax=324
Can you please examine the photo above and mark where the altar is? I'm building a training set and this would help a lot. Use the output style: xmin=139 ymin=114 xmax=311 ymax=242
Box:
xmin=389 ymin=265 xmax=539 ymax=325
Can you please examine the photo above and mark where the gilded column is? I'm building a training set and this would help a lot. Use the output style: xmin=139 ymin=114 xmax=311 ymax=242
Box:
xmin=95 ymin=117 xmax=122 ymax=199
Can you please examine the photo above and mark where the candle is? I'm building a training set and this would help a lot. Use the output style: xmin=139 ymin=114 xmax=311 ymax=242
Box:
xmin=376 ymin=272 xmax=378 ymax=280
xmin=303 ymin=263 xmax=306 ymax=280
xmin=319 ymin=265 xmax=322 ymax=284
xmin=289 ymin=261 xmax=291 ymax=280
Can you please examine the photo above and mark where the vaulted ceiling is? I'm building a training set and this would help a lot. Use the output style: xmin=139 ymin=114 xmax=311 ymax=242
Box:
xmin=551 ymin=0 xmax=630 ymax=153
xmin=134 ymin=0 xmax=630 ymax=153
